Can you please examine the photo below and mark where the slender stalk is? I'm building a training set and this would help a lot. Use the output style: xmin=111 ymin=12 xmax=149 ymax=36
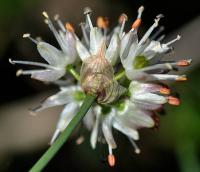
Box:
xmin=114 ymin=70 xmax=125 ymax=81
xmin=29 ymin=94 xmax=96 ymax=172
xmin=66 ymin=65 xmax=80 ymax=80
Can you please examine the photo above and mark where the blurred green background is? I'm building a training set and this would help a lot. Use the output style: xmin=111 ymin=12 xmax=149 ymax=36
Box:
xmin=0 ymin=0 xmax=199 ymax=171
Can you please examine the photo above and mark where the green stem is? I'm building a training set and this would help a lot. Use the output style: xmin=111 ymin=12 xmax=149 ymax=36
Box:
xmin=29 ymin=94 xmax=96 ymax=172
xmin=66 ymin=65 xmax=80 ymax=81
xmin=114 ymin=70 xmax=125 ymax=81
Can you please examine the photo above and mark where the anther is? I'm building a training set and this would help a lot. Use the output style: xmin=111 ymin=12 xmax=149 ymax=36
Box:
xmin=159 ymin=87 xmax=170 ymax=95
xmin=176 ymin=75 xmax=187 ymax=81
xmin=168 ymin=96 xmax=180 ymax=106
xmin=22 ymin=33 xmax=38 ymax=44
xmin=42 ymin=11 xmax=49 ymax=19
xmin=76 ymin=136 xmax=85 ymax=145
xmin=16 ymin=69 xmax=23 ymax=76
xmin=176 ymin=59 xmax=192 ymax=66
xmin=118 ymin=13 xmax=128 ymax=24
xmin=97 ymin=16 xmax=108 ymax=29
xmin=108 ymin=154 xmax=115 ymax=167
xmin=9 ymin=58 xmax=15 ymax=65
xmin=137 ymin=5 xmax=144 ymax=19
xmin=65 ymin=22 xmax=75 ymax=32
xmin=83 ymin=7 xmax=93 ymax=29
xmin=23 ymin=33 xmax=30 ymax=38
xmin=83 ymin=7 xmax=92 ymax=15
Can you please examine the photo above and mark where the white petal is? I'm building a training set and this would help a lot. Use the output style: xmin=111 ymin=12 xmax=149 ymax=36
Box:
xmin=143 ymin=40 xmax=170 ymax=59
xmin=76 ymin=39 xmax=91 ymax=61
xmin=57 ymin=102 xmax=79 ymax=131
xmin=106 ymin=33 xmax=120 ymax=66
xmin=31 ymin=69 xmax=65 ymax=82
xmin=134 ymin=101 xmax=162 ymax=110
xmin=60 ymin=31 xmax=77 ymax=63
xmin=120 ymin=30 xmax=138 ymax=61
xmin=113 ymin=119 xmax=139 ymax=140
xmin=83 ymin=108 xmax=95 ymax=130
xmin=34 ymin=89 xmax=73 ymax=112
xmin=50 ymin=129 xmax=60 ymax=145
xmin=89 ymin=28 xmax=103 ymax=55
xmin=129 ymin=81 xmax=161 ymax=94
xmin=37 ymin=42 xmax=65 ymax=66
xmin=102 ymin=109 xmax=117 ymax=149
xmin=125 ymin=69 xmax=149 ymax=81
xmin=131 ymin=92 xmax=167 ymax=104
xmin=116 ymin=101 xmax=155 ymax=128
xmin=90 ymin=108 xmax=101 ymax=149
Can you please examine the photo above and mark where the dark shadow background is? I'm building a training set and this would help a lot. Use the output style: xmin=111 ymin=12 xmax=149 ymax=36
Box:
xmin=0 ymin=0 xmax=200 ymax=171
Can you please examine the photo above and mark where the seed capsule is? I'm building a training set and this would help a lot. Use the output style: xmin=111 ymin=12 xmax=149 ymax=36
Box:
xmin=80 ymin=41 xmax=126 ymax=104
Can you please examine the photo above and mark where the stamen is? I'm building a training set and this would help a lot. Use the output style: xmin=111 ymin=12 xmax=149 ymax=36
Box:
xmin=156 ymin=34 xmax=165 ymax=42
xmin=83 ymin=7 xmax=93 ymax=29
xmin=108 ymin=146 xmax=115 ymax=167
xmin=36 ymin=37 xmax=43 ymax=42
xmin=9 ymin=58 xmax=15 ymax=65
xmin=150 ymin=26 xmax=165 ymax=40
xmin=42 ymin=11 xmax=67 ymax=52
xmin=176 ymin=59 xmax=192 ymax=66
xmin=54 ymin=14 xmax=66 ymax=32
xmin=16 ymin=69 xmax=23 ymax=76
xmin=159 ymin=87 xmax=170 ymax=95
xmin=118 ymin=13 xmax=128 ymax=24
xmin=131 ymin=5 xmax=144 ymax=30
xmin=129 ymin=138 xmax=141 ymax=154
xmin=167 ymin=96 xmax=180 ymax=106
xmin=138 ymin=14 xmax=163 ymax=45
xmin=119 ymin=13 xmax=128 ymax=38
xmin=22 ymin=33 xmax=38 ymax=44
xmin=9 ymin=59 xmax=56 ymax=69
xmin=65 ymin=22 xmax=75 ymax=32
xmin=79 ymin=22 xmax=89 ymax=46
xmin=175 ymin=75 xmax=187 ymax=81
xmin=165 ymin=35 xmax=181 ymax=46
xmin=137 ymin=5 xmax=144 ymax=18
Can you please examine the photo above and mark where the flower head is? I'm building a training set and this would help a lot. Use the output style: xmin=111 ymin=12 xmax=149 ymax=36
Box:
xmin=11 ymin=6 xmax=191 ymax=167
xmin=10 ymin=12 xmax=77 ymax=82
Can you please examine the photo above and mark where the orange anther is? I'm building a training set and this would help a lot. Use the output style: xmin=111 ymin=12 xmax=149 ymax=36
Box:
xmin=97 ymin=16 xmax=108 ymax=29
xmin=168 ymin=96 xmax=180 ymax=106
xmin=132 ymin=18 xmax=141 ymax=29
xmin=177 ymin=60 xmax=191 ymax=66
xmin=65 ymin=22 xmax=74 ymax=32
xmin=108 ymin=154 xmax=115 ymax=167
xmin=176 ymin=76 xmax=187 ymax=81
xmin=159 ymin=87 xmax=170 ymax=95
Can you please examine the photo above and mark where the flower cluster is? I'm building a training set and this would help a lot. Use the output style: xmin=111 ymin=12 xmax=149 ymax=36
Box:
xmin=10 ymin=6 xmax=191 ymax=167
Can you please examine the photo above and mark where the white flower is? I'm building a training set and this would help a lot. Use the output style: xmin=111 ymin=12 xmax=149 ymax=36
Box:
xmin=30 ymin=85 xmax=86 ymax=144
xmin=9 ymin=12 xmax=77 ymax=82
xmin=119 ymin=8 xmax=191 ymax=82
xmin=12 ymin=6 xmax=191 ymax=167
xmin=76 ymin=7 xmax=121 ymax=66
